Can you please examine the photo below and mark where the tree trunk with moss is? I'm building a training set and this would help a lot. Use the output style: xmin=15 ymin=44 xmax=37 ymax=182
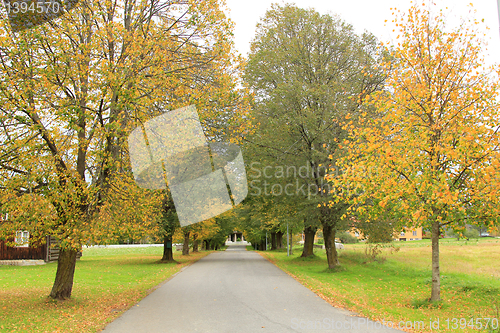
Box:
xmin=182 ymin=230 xmax=190 ymax=255
xmin=301 ymin=225 xmax=317 ymax=257
xmin=193 ymin=233 xmax=199 ymax=252
xmin=276 ymin=231 xmax=283 ymax=249
xmin=161 ymin=233 xmax=175 ymax=262
xmin=323 ymin=224 xmax=339 ymax=269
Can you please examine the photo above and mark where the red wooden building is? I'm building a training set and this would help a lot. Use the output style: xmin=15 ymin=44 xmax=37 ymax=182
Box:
xmin=0 ymin=234 xmax=77 ymax=262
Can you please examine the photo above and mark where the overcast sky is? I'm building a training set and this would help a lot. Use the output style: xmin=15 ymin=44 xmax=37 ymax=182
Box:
xmin=224 ymin=0 xmax=500 ymax=67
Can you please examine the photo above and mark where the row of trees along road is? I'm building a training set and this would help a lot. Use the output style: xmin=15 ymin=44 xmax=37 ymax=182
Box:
xmin=0 ymin=0 xmax=251 ymax=299
xmin=241 ymin=4 xmax=387 ymax=268
xmin=241 ymin=2 xmax=500 ymax=303
xmin=172 ymin=212 xmax=236 ymax=256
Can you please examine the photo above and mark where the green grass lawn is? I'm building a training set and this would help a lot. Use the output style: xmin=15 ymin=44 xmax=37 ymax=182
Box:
xmin=0 ymin=246 xmax=211 ymax=332
xmin=258 ymin=238 xmax=500 ymax=333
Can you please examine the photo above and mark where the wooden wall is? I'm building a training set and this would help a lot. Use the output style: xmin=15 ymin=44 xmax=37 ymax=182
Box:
xmin=0 ymin=235 xmax=82 ymax=262
xmin=0 ymin=236 xmax=47 ymax=260
xmin=46 ymin=236 xmax=82 ymax=262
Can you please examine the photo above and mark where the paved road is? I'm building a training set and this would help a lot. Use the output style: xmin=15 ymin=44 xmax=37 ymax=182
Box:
xmin=103 ymin=244 xmax=401 ymax=333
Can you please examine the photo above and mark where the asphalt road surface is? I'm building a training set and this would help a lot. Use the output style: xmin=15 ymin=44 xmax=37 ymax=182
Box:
xmin=102 ymin=244 xmax=402 ymax=333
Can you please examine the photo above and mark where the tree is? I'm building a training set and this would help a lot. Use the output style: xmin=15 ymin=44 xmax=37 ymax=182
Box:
xmin=159 ymin=190 xmax=179 ymax=262
xmin=301 ymin=216 xmax=321 ymax=258
xmin=243 ymin=4 xmax=385 ymax=268
xmin=92 ymin=173 xmax=160 ymax=245
xmin=0 ymin=0 xmax=243 ymax=299
xmin=182 ymin=227 xmax=191 ymax=255
xmin=209 ymin=214 xmax=236 ymax=250
xmin=334 ymin=3 xmax=500 ymax=301
xmin=234 ymin=151 xmax=307 ymax=252
xmin=190 ymin=221 xmax=204 ymax=252
xmin=233 ymin=195 xmax=267 ymax=249
xmin=354 ymin=215 xmax=395 ymax=243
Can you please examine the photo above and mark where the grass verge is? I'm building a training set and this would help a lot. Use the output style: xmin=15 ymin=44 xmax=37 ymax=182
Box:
xmin=257 ymin=238 xmax=500 ymax=333
xmin=0 ymin=246 xmax=211 ymax=332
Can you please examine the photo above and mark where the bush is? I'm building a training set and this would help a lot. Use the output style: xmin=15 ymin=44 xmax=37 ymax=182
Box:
xmin=365 ymin=243 xmax=384 ymax=262
xmin=355 ymin=219 xmax=394 ymax=243
xmin=317 ymin=238 xmax=324 ymax=244
xmin=364 ymin=243 xmax=400 ymax=263
xmin=464 ymin=228 xmax=480 ymax=239
xmin=445 ymin=228 xmax=457 ymax=238
xmin=337 ymin=231 xmax=358 ymax=244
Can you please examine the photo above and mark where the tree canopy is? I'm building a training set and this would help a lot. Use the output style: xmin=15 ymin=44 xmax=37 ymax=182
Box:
xmin=243 ymin=3 xmax=386 ymax=267
xmin=333 ymin=2 xmax=500 ymax=301
xmin=0 ymin=0 xmax=249 ymax=299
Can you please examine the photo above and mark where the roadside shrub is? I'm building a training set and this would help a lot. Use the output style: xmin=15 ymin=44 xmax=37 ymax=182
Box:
xmin=445 ymin=228 xmax=457 ymax=238
xmin=464 ymin=228 xmax=480 ymax=239
xmin=364 ymin=243 xmax=400 ymax=264
xmin=355 ymin=219 xmax=394 ymax=243
xmin=337 ymin=231 xmax=358 ymax=244
xmin=364 ymin=243 xmax=386 ymax=263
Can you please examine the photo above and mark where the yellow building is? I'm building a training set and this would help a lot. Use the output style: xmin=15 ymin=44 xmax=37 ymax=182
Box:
xmin=349 ymin=226 xmax=424 ymax=241
xmin=395 ymin=227 xmax=423 ymax=241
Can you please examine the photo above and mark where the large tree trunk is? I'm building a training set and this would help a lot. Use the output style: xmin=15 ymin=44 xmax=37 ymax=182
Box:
xmin=192 ymin=233 xmax=199 ymax=252
xmin=270 ymin=232 xmax=277 ymax=250
xmin=431 ymin=220 xmax=441 ymax=301
xmin=301 ymin=226 xmax=317 ymax=257
xmin=323 ymin=225 xmax=339 ymax=269
xmin=182 ymin=230 xmax=190 ymax=255
xmin=260 ymin=239 xmax=266 ymax=251
xmin=161 ymin=233 xmax=175 ymax=262
xmin=50 ymin=247 xmax=78 ymax=300
xmin=276 ymin=231 xmax=283 ymax=249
